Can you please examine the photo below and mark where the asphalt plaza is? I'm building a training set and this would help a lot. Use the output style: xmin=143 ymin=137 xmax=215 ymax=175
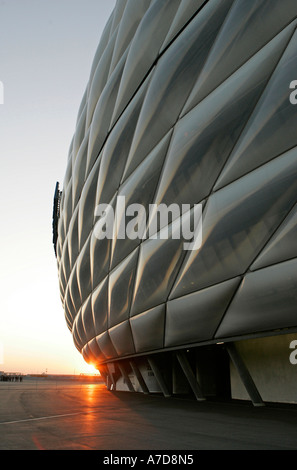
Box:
xmin=0 ymin=377 xmax=297 ymax=451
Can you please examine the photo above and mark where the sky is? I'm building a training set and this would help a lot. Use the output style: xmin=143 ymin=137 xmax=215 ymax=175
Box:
xmin=0 ymin=0 xmax=117 ymax=375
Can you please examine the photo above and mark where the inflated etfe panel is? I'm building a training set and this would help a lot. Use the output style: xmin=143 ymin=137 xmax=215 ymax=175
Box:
xmin=55 ymin=0 xmax=297 ymax=366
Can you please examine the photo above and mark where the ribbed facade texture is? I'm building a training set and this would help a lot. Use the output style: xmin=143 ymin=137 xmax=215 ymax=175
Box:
xmin=55 ymin=0 xmax=297 ymax=403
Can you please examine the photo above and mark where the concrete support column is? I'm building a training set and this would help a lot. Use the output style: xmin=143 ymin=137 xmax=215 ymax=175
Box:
xmin=176 ymin=351 xmax=205 ymax=401
xmin=117 ymin=362 xmax=135 ymax=392
xmin=147 ymin=357 xmax=171 ymax=398
xmin=226 ymin=342 xmax=265 ymax=407
xmin=129 ymin=360 xmax=150 ymax=394
xmin=106 ymin=363 xmax=118 ymax=391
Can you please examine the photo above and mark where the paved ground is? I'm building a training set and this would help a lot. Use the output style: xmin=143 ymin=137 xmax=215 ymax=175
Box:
xmin=0 ymin=378 xmax=297 ymax=451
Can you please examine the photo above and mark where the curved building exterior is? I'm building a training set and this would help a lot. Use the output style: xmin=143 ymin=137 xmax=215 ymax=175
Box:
xmin=54 ymin=0 xmax=297 ymax=404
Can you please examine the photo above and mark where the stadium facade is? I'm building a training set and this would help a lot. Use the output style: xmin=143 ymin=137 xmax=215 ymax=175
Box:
xmin=53 ymin=0 xmax=297 ymax=405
